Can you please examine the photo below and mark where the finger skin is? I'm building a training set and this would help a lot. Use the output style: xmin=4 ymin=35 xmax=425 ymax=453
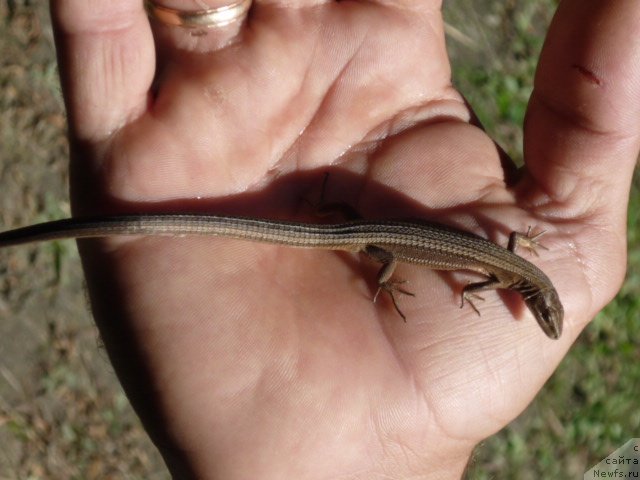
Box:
xmin=522 ymin=0 xmax=640 ymax=325
xmin=524 ymin=0 xmax=640 ymax=208
xmin=51 ymin=0 xmax=154 ymax=140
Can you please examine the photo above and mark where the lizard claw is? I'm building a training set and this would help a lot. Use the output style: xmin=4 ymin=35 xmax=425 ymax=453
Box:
xmin=374 ymin=280 xmax=415 ymax=321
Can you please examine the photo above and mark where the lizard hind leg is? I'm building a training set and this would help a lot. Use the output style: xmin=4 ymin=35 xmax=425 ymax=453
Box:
xmin=367 ymin=245 xmax=415 ymax=321
xmin=373 ymin=279 xmax=416 ymax=321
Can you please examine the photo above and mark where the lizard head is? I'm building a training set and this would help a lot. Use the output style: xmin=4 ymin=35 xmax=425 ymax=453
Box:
xmin=524 ymin=287 xmax=564 ymax=340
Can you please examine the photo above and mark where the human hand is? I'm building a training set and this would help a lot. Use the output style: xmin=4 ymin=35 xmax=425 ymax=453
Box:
xmin=51 ymin=0 xmax=640 ymax=478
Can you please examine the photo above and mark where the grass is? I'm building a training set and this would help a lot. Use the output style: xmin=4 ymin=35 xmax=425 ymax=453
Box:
xmin=2 ymin=320 xmax=165 ymax=479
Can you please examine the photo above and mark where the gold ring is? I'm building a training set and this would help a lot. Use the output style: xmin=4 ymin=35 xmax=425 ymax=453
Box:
xmin=144 ymin=0 xmax=252 ymax=28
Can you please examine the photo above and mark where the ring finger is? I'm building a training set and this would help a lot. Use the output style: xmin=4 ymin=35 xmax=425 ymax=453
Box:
xmin=144 ymin=0 xmax=254 ymax=53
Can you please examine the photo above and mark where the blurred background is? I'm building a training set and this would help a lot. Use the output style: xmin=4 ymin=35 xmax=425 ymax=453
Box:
xmin=0 ymin=1 xmax=638 ymax=478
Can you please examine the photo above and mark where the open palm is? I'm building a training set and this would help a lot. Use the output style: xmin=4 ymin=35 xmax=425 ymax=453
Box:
xmin=51 ymin=1 xmax=640 ymax=478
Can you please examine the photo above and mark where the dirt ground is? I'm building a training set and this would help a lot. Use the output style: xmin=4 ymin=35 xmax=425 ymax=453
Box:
xmin=0 ymin=3 xmax=168 ymax=478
